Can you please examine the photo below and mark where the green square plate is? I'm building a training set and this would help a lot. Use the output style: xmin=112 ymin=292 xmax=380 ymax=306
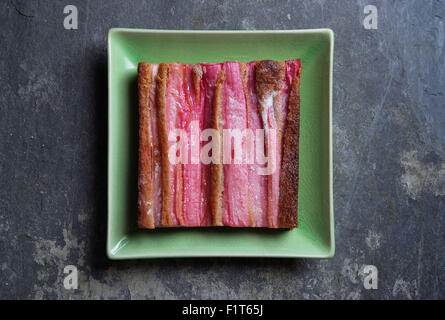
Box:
xmin=107 ymin=29 xmax=334 ymax=259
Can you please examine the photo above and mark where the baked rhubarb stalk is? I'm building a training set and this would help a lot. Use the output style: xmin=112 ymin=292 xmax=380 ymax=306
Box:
xmin=137 ymin=59 xmax=301 ymax=229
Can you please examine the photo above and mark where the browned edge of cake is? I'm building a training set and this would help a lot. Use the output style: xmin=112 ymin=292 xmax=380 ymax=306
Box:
xmin=278 ymin=64 xmax=302 ymax=229
xmin=137 ymin=63 xmax=155 ymax=229
xmin=155 ymin=63 xmax=173 ymax=227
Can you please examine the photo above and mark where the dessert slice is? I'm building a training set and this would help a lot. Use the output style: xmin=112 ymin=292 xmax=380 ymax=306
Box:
xmin=137 ymin=59 xmax=301 ymax=229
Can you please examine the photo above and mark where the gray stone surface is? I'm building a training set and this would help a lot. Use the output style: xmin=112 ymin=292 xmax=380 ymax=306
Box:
xmin=0 ymin=0 xmax=444 ymax=300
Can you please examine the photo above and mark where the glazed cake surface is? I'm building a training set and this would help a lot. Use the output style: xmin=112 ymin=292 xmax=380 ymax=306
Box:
xmin=137 ymin=60 xmax=301 ymax=229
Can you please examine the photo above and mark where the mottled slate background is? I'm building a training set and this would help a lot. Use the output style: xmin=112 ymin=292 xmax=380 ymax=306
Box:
xmin=0 ymin=0 xmax=444 ymax=300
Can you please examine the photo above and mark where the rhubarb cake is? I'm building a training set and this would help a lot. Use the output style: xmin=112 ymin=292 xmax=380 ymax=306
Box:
xmin=137 ymin=59 xmax=301 ymax=229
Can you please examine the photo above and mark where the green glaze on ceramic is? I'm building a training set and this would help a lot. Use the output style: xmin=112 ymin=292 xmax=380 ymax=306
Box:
xmin=107 ymin=29 xmax=334 ymax=259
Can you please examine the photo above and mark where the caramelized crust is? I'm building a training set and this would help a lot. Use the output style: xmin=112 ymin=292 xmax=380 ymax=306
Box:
xmin=192 ymin=64 xmax=202 ymax=98
xmin=137 ymin=63 xmax=155 ymax=229
xmin=255 ymin=60 xmax=285 ymax=102
xmin=210 ymin=69 xmax=225 ymax=226
xmin=156 ymin=63 xmax=173 ymax=226
xmin=278 ymin=65 xmax=302 ymax=229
